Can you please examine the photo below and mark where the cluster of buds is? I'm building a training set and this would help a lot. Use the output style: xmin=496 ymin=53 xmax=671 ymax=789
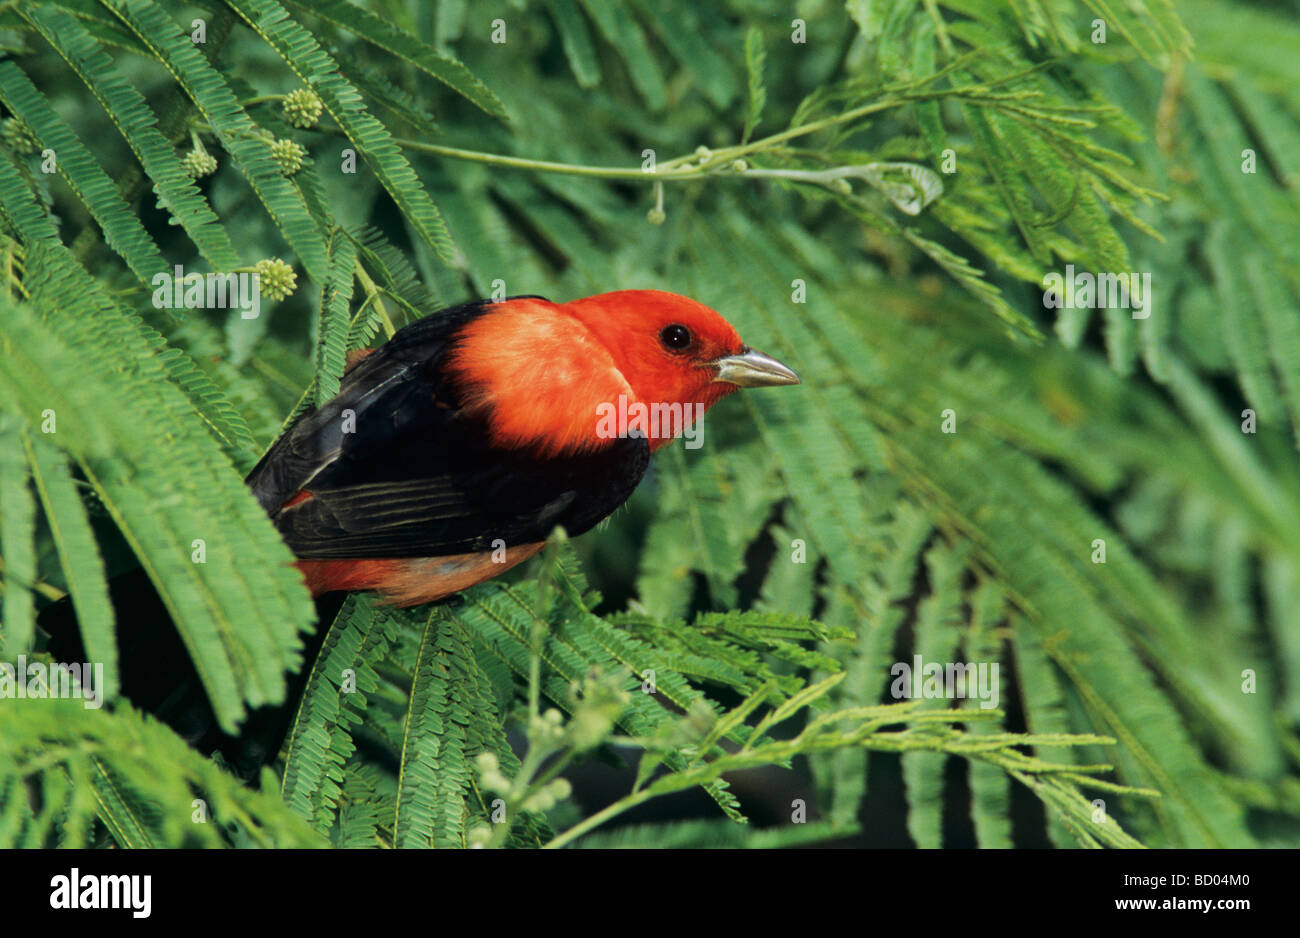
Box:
xmin=182 ymin=147 xmax=218 ymax=179
xmin=520 ymin=777 xmax=572 ymax=814
xmin=254 ymin=257 xmax=296 ymax=301
xmin=474 ymin=752 xmax=511 ymax=794
xmin=526 ymin=707 xmax=566 ymax=748
xmin=270 ymin=137 xmax=306 ymax=176
xmin=282 ymin=87 xmax=323 ymax=129
xmin=471 ymin=751 xmax=572 ymax=823
xmin=3 ymin=117 xmax=38 ymax=155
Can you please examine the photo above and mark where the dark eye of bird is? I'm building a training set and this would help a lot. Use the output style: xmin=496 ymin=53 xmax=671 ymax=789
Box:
xmin=660 ymin=324 xmax=692 ymax=351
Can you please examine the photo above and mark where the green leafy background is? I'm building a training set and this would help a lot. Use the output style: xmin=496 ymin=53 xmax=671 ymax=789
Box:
xmin=0 ymin=0 xmax=1296 ymax=848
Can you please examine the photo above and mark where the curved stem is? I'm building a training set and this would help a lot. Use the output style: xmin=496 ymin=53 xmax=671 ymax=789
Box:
xmin=313 ymin=94 xmax=911 ymax=183
xmin=373 ymin=134 xmax=711 ymax=180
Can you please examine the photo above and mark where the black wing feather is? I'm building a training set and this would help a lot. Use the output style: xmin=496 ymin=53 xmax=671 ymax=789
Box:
xmin=245 ymin=298 xmax=650 ymax=559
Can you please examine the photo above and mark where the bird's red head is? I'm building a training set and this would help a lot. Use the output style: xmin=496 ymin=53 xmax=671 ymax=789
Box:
xmin=446 ymin=290 xmax=799 ymax=457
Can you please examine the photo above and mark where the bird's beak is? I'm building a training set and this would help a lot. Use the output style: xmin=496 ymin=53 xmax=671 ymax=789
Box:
xmin=711 ymin=347 xmax=801 ymax=388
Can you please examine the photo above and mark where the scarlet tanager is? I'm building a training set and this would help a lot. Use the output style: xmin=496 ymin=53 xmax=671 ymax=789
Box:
xmin=38 ymin=289 xmax=798 ymax=773
xmin=247 ymin=289 xmax=800 ymax=606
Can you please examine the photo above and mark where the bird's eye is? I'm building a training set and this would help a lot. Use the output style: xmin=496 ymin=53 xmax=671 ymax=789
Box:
xmin=660 ymin=324 xmax=692 ymax=351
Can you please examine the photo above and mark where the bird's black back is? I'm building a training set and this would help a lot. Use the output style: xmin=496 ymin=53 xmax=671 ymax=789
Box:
xmin=246 ymin=297 xmax=650 ymax=559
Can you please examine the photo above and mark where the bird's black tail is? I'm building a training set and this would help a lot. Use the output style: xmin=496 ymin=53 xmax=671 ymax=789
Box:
xmin=37 ymin=568 xmax=342 ymax=782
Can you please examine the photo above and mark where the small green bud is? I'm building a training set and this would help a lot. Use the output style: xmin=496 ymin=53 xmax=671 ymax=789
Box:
xmin=522 ymin=790 xmax=555 ymax=813
xmin=181 ymin=148 xmax=218 ymax=179
xmin=647 ymin=207 xmax=666 ymax=225
xmin=528 ymin=709 xmax=564 ymax=745
xmin=271 ymin=137 xmax=306 ymax=176
xmin=283 ymin=88 xmax=324 ymax=129
xmin=254 ymin=257 xmax=296 ymax=302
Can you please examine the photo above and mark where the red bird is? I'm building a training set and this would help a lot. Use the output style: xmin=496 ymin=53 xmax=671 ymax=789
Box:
xmin=246 ymin=290 xmax=800 ymax=606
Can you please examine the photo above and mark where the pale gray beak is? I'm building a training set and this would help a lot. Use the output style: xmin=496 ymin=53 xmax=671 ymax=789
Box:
xmin=711 ymin=347 xmax=801 ymax=388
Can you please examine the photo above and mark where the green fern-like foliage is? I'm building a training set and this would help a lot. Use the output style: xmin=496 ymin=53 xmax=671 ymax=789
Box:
xmin=0 ymin=0 xmax=1296 ymax=849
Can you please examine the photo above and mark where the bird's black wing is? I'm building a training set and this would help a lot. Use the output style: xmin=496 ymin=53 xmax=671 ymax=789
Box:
xmin=245 ymin=299 xmax=650 ymax=559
